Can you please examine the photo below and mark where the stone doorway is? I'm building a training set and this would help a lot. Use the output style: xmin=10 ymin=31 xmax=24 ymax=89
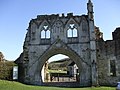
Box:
xmin=37 ymin=46 xmax=83 ymax=86
xmin=41 ymin=54 xmax=80 ymax=84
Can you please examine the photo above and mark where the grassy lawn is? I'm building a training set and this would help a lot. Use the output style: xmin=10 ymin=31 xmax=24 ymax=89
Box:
xmin=0 ymin=80 xmax=115 ymax=90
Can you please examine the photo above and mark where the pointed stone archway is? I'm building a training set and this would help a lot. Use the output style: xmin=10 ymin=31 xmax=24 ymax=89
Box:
xmin=40 ymin=40 xmax=82 ymax=78
xmin=24 ymin=39 xmax=91 ymax=86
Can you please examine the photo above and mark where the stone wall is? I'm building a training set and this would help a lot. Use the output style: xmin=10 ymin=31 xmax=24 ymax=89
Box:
xmin=97 ymin=27 xmax=120 ymax=86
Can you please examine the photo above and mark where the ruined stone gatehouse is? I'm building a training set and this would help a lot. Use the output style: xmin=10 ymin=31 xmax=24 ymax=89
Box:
xmin=15 ymin=0 xmax=120 ymax=87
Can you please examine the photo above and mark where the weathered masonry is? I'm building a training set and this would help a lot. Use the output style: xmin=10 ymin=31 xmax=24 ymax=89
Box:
xmin=96 ymin=27 xmax=120 ymax=86
xmin=15 ymin=0 xmax=120 ymax=87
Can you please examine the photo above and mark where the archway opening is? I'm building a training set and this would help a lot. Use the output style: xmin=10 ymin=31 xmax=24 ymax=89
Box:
xmin=41 ymin=54 xmax=80 ymax=83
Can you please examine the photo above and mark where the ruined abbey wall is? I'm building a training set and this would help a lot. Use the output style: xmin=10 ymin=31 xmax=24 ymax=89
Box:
xmin=97 ymin=27 xmax=120 ymax=86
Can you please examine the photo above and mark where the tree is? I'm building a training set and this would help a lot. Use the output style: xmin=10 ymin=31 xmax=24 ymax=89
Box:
xmin=0 ymin=52 xmax=4 ymax=62
xmin=0 ymin=61 xmax=15 ymax=80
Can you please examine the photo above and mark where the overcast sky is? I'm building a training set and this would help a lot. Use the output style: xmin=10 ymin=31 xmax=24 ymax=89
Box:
xmin=0 ymin=0 xmax=120 ymax=60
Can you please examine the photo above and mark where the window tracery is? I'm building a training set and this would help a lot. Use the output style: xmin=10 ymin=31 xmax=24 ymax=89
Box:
xmin=41 ymin=25 xmax=50 ymax=39
xmin=67 ymin=24 xmax=78 ymax=38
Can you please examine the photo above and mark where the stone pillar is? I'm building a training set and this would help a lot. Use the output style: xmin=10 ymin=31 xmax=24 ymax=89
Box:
xmin=87 ymin=0 xmax=98 ymax=86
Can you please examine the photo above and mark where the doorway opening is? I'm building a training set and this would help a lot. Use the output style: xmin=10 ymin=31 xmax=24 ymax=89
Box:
xmin=41 ymin=54 xmax=80 ymax=83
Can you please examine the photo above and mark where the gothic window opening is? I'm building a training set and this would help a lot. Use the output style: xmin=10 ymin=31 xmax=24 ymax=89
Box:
xmin=73 ymin=28 xmax=77 ymax=37
xmin=41 ymin=30 xmax=46 ymax=38
xmin=67 ymin=29 xmax=72 ymax=37
xmin=67 ymin=23 xmax=78 ymax=43
xmin=40 ymin=25 xmax=51 ymax=44
xmin=46 ymin=30 xmax=50 ymax=38
xmin=41 ymin=25 xmax=50 ymax=39
xmin=110 ymin=60 xmax=116 ymax=76
xmin=67 ymin=24 xmax=78 ymax=38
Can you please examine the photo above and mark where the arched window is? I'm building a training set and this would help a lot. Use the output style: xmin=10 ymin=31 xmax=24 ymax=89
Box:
xmin=73 ymin=28 xmax=77 ymax=37
xmin=41 ymin=25 xmax=50 ymax=39
xmin=41 ymin=30 xmax=45 ymax=38
xmin=67 ymin=29 xmax=72 ymax=37
xmin=46 ymin=30 xmax=50 ymax=38
xmin=67 ymin=24 xmax=78 ymax=38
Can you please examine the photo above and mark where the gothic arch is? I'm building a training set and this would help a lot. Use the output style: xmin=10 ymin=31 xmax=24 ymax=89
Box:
xmin=38 ymin=20 xmax=51 ymax=31
xmin=81 ymin=16 xmax=89 ymax=31
xmin=39 ymin=20 xmax=51 ymax=39
xmin=52 ymin=20 xmax=64 ymax=33
xmin=65 ymin=18 xmax=79 ymax=29
xmin=30 ymin=20 xmax=39 ymax=28
xmin=36 ymin=39 xmax=83 ymax=83
xmin=65 ymin=18 xmax=79 ymax=38
xmin=30 ymin=21 xmax=37 ymax=32
xmin=52 ymin=20 xmax=64 ymax=27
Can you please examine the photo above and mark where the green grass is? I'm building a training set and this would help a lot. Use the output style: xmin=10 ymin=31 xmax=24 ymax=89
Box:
xmin=0 ymin=80 xmax=115 ymax=90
